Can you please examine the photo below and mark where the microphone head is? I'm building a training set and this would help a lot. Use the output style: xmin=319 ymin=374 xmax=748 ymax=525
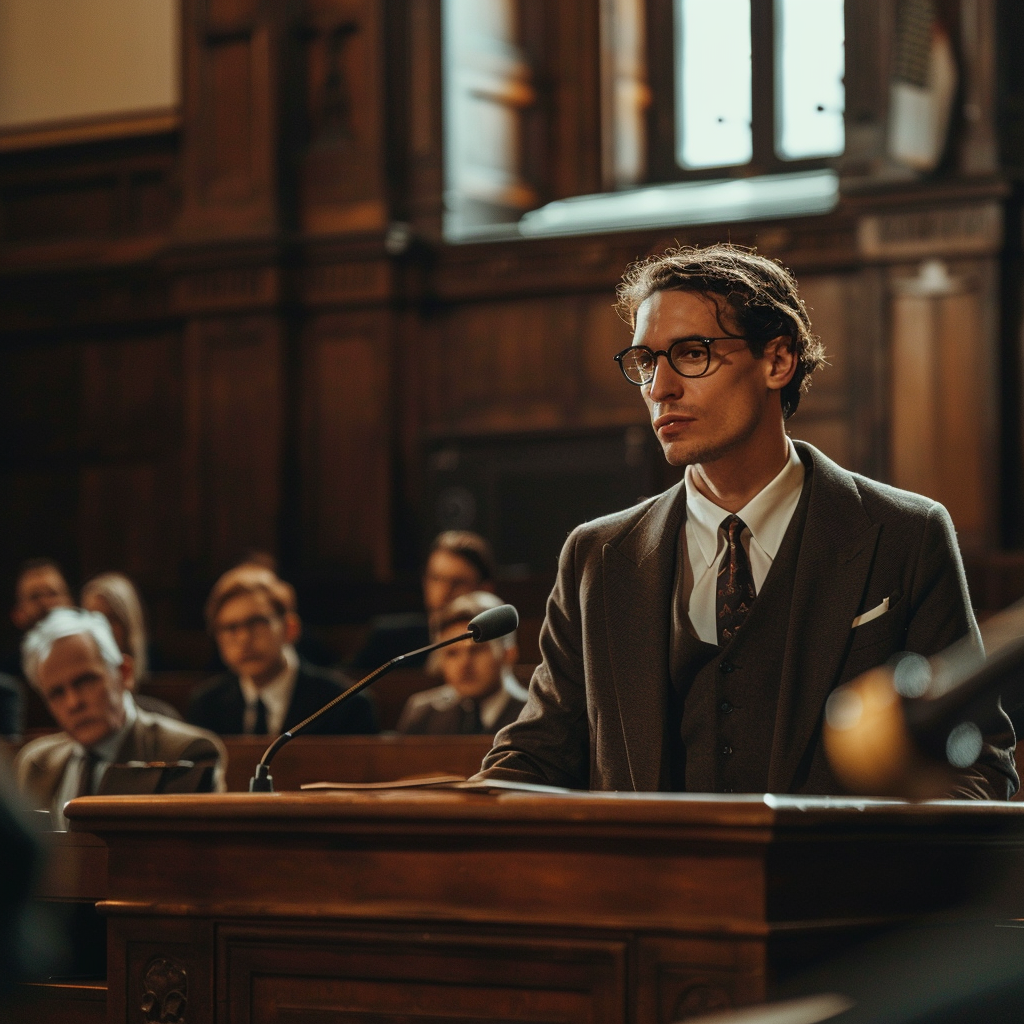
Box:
xmin=468 ymin=604 xmax=519 ymax=643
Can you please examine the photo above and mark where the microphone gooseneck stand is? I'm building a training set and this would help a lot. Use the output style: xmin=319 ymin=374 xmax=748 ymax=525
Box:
xmin=249 ymin=603 xmax=519 ymax=792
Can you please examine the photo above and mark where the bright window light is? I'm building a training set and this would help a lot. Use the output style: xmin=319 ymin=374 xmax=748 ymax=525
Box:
xmin=776 ymin=0 xmax=845 ymax=160
xmin=675 ymin=0 xmax=752 ymax=169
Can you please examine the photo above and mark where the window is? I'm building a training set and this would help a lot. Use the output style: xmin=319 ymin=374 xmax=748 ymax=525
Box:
xmin=650 ymin=0 xmax=846 ymax=179
xmin=440 ymin=0 xmax=848 ymax=240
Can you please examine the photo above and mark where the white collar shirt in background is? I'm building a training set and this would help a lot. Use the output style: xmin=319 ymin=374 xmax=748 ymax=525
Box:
xmin=238 ymin=644 xmax=299 ymax=735
xmin=683 ymin=439 xmax=805 ymax=645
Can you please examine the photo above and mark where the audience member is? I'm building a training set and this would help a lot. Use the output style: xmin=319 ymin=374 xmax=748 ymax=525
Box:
xmin=351 ymin=531 xmax=498 ymax=672
xmin=188 ymin=570 xmax=376 ymax=736
xmin=396 ymin=591 xmax=527 ymax=735
xmin=14 ymin=608 xmax=226 ymax=828
xmin=3 ymin=559 xmax=73 ymax=679
xmin=81 ymin=572 xmax=181 ymax=720
xmin=205 ymin=557 xmax=337 ymax=670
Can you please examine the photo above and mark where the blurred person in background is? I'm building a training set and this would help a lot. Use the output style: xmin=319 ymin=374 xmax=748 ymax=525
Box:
xmin=351 ymin=531 xmax=498 ymax=672
xmin=81 ymin=572 xmax=181 ymax=720
xmin=188 ymin=569 xmax=376 ymax=736
xmin=396 ymin=591 xmax=527 ymax=735
xmin=15 ymin=608 xmax=225 ymax=828
xmin=3 ymin=559 xmax=73 ymax=681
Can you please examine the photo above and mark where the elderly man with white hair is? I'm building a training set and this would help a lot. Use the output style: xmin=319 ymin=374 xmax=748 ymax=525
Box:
xmin=14 ymin=608 xmax=226 ymax=828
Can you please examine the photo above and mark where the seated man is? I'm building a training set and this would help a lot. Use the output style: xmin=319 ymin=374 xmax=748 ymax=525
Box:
xmin=396 ymin=591 xmax=528 ymax=735
xmin=189 ymin=571 xmax=376 ymax=736
xmin=14 ymin=608 xmax=226 ymax=828
xmin=351 ymin=531 xmax=498 ymax=672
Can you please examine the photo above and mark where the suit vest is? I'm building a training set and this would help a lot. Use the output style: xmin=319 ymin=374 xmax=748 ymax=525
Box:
xmin=665 ymin=474 xmax=811 ymax=793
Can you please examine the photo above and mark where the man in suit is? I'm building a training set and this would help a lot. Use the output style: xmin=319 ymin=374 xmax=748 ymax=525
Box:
xmin=14 ymin=608 xmax=226 ymax=828
xmin=188 ymin=569 xmax=376 ymax=736
xmin=478 ymin=243 xmax=1017 ymax=799
xmin=350 ymin=531 xmax=498 ymax=672
xmin=397 ymin=591 xmax=528 ymax=735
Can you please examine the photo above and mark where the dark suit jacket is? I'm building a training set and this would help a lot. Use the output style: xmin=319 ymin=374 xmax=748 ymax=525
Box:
xmin=396 ymin=684 xmax=527 ymax=735
xmin=188 ymin=661 xmax=377 ymax=736
xmin=14 ymin=705 xmax=227 ymax=812
xmin=478 ymin=443 xmax=1018 ymax=798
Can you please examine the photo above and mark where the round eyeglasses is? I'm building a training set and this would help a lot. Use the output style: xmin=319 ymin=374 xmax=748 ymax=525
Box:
xmin=613 ymin=336 xmax=744 ymax=385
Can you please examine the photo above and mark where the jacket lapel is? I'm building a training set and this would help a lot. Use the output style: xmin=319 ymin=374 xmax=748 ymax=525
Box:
xmin=768 ymin=444 xmax=880 ymax=792
xmin=602 ymin=482 xmax=686 ymax=791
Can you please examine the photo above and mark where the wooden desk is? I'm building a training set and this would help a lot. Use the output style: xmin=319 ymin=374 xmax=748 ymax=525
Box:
xmin=220 ymin=735 xmax=495 ymax=791
xmin=65 ymin=792 xmax=1024 ymax=1024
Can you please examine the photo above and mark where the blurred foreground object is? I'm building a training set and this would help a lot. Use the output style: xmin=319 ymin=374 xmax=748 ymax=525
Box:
xmin=824 ymin=600 xmax=1024 ymax=797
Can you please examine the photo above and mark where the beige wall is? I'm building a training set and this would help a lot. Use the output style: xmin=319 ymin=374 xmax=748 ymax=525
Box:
xmin=0 ymin=0 xmax=179 ymax=130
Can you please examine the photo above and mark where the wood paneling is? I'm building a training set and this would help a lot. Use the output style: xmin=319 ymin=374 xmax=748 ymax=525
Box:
xmin=300 ymin=315 xmax=392 ymax=577
xmin=300 ymin=0 xmax=388 ymax=235
xmin=890 ymin=258 xmax=999 ymax=548
xmin=185 ymin=317 xmax=283 ymax=571
xmin=222 ymin=930 xmax=627 ymax=1024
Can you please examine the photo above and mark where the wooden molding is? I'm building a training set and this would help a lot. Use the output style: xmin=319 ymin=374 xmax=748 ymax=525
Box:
xmin=0 ymin=108 xmax=181 ymax=153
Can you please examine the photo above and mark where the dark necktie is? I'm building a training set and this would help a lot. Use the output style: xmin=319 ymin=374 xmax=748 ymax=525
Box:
xmin=76 ymin=750 xmax=100 ymax=798
xmin=459 ymin=699 xmax=483 ymax=734
xmin=716 ymin=514 xmax=756 ymax=647
xmin=252 ymin=698 xmax=269 ymax=735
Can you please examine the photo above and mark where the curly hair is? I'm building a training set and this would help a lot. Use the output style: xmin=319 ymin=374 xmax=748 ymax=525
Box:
xmin=615 ymin=243 xmax=826 ymax=419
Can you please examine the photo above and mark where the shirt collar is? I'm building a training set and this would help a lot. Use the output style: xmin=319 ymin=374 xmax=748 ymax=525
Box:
xmin=238 ymin=645 xmax=299 ymax=707
xmin=684 ymin=438 xmax=805 ymax=566
xmin=78 ymin=690 xmax=138 ymax=763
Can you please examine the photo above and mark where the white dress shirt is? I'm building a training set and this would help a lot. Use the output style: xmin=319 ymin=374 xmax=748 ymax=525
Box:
xmin=238 ymin=644 xmax=299 ymax=736
xmin=683 ymin=439 xmax=805 ymax=645
xmin=52 ymin=691 xmax=138 ymax=830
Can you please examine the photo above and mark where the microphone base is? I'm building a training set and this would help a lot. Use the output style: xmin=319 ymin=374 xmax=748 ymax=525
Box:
xmin=249 ymin=764 xmax=274 ymax=792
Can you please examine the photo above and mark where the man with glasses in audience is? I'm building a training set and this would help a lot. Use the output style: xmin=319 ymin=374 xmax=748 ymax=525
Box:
xmin=478 ymin=243 xmax=1016 ymax=799
xmin=189 ymin=570 xmax=376 ymax=736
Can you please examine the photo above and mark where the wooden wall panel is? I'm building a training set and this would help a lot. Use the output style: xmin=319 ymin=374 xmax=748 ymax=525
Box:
xmin=203 ymin=39 xmax=256 ymax=201
xmin=184 ymin=317 xmax=283 ymax=573
xmin=889 ymin=257 xmax=999 ymax=548
xmin=300 ymin=0 xmax=388 ymax=235
xmin=428 ymin=295 xmax=640 ymax=436
xmin=301 ymin=316 xmax=392 ymax=578
xmin=77 ymin=333 xmax=183 ymax=587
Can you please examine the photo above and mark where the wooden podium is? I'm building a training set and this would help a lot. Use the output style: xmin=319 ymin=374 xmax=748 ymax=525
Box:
xmin=56 ymin=790 xmax=1024 ymax=1024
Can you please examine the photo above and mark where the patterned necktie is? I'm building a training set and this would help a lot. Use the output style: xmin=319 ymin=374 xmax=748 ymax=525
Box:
xmin=716 ymin=514 xmax=756 ymax=647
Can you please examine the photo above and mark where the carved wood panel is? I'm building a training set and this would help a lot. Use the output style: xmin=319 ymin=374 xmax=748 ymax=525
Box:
xmin=107 ymin=915 xmax=216 ymax=1024
xmin=636 ymin=936 xmax=765 ymax=1024
xmin=218 ymin=925 xmax=627 ymax=1024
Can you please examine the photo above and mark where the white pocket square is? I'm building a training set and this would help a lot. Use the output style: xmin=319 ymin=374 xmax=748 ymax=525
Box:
xmin=852 ymin=597 xmax=889 ymax=628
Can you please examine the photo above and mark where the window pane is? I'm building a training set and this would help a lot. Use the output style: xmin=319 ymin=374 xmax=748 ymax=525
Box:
xmin=776 ymin=0 xmax=845 ymax=160
xmin=675 ymin=0 xmax=752 ymax=170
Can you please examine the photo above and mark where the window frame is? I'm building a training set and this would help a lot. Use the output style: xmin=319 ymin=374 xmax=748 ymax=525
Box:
xmin=644 ymin=0 xmax=844 ymax=183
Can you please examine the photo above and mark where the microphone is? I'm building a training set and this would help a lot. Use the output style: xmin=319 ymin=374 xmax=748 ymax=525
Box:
xmin=823 ymin=602 xmax=1024 ymax=798
xmin=249 ymin=603 xmax=519 ymax=792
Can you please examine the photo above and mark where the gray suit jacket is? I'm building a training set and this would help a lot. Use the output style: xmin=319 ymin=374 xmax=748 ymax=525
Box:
xmin=14 ymin=705 xmax=227 ymax=812
xmin=478 ymin=443 xmax=1017 ymax=798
